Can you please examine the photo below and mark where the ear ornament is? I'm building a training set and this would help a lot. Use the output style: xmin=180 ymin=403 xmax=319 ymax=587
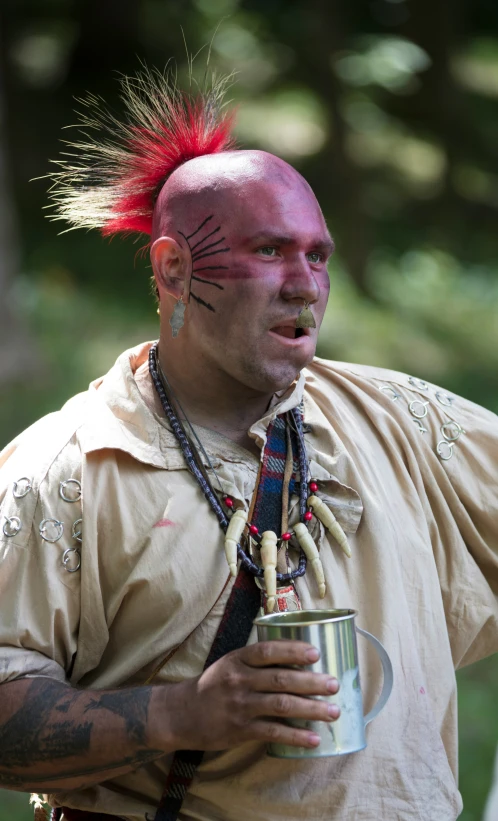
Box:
xmin=170 ymin=298 xmax=187 ymax=338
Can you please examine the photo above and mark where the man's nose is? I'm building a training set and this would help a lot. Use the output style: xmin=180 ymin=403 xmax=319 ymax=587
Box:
xmin=280 ymin=255 xmax=321 ymax=305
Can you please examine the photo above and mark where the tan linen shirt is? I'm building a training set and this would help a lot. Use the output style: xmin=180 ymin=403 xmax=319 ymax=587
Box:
xmin=1 ymin=341 xmax=497 ymax=821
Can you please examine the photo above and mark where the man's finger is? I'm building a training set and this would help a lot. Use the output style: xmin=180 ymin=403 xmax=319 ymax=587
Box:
xmin=250 ymin=720 xmax=322 ymax=749
xmin=248 ymin=692 xmax=340 ymax=723
xmin=241 ymin=640 xmax=320 ymax=668
xmin=253 ymin=669 xmax=339 ymax=696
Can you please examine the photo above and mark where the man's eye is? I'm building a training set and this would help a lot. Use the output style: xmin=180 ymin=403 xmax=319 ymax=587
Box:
xmin=258 ymin=246 xmax=277 ymax=257
xmin=307 ymin=252 xmax=322 ymax=264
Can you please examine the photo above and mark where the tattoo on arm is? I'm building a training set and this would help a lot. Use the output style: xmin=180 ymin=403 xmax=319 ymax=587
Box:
xmin=0 ymin=748 xmax=163 ymax=790
xmin=0 ymin=679 xmax=92 ymax=768
xmin=84 ymin=689 xmax=150 ymax=745
xmin=0 ymin=678 xmax=164 ymax=789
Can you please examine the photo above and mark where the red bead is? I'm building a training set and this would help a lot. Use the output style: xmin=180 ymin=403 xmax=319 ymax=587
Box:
xmin=304 ymin=511 xmax=313 ymax=522
xmin=249 ymin=524 xmax=259 ymax=535
xmin=281 ymin=532 xmax=291 ymax=541
xmin=309 ymin=481 xmax=319 ymax=493
xmin=225 ymin=496 xmax=234 ymax=508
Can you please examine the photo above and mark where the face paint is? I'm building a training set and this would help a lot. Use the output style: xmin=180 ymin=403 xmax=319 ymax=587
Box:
xmin=155 ymin=153 xmax=334 ymax=395
xmin=178 ymin=215 xmax=230 ymax=313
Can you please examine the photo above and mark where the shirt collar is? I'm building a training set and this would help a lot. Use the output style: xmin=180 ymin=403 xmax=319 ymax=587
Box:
xmin=248 ymin=372 xmax=305 ymax=450
xmin=78 ymin=341 xmax=305 ymax=469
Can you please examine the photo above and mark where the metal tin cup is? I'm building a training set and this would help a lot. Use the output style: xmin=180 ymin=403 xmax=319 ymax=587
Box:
xmin=254 ymin=608 xmax=393 ymax=758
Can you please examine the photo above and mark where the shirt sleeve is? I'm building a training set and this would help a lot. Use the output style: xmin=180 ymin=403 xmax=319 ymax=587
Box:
xmin=379 ymin=374 xmax=498 ymax=668
xmin=433 ymin=390 xmax=498 ymax=666
xmin=0 ymin=419 xmax=82 ymax=684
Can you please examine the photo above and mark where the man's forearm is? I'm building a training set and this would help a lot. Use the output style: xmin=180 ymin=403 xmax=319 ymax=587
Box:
xmin=0 ymin=677 xmax=170 ymax=792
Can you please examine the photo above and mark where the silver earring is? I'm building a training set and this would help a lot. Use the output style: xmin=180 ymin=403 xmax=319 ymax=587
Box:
xmin=169 ymin=298 xmax=186 ymax=338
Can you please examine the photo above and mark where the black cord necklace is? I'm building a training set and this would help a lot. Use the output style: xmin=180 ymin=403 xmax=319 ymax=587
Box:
xmin=148 ymin=342 xmax=311 ymax=583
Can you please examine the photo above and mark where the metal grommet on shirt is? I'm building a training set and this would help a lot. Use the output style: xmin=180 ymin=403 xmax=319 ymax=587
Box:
xmin=441 ymin=421 xmax=464 ymax=442
xmin=409 ymin=399 xmax=429 ymax=419
xmin=3 ymin=516 xmax=21 ymax=537
xmin=436 ymin=440 xmax=453 ymax=461
xmin=436 ymin=391 xmax=455 ymax=407
xmin=408 ymin=376 xmax=428 ymax=391
xmin=39 ymin=518 xmax=64 ymax=543
xmin=62 ymin=547 xmax=81 ymax=573
xmin=13 ymin=477 xmax=32 ymax=498
xmin=380 ymin=385 xmax=401 ymax=400
xmin=72 ymin=518 xmax=83 ymax=543
xmin=412 ymin=418 xmax=428 ymax=434
xmin=60 ymin=479 xmax=82 ymax=503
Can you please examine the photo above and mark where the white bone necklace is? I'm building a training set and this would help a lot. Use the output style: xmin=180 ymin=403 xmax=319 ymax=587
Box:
xmin=150 ymin=344 xmax=351 ymax=611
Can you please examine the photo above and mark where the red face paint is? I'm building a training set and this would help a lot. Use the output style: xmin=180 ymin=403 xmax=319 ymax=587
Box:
xmin=155 ymin=152 xmax=335 ymax=396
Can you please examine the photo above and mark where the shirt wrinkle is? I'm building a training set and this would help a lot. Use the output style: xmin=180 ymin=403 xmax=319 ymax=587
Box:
xmin=1 ymin=341 xmax=497 ymax=821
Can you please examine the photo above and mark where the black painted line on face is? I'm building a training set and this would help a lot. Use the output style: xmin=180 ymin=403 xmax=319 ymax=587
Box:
xmin=177 ymin=216 xmax=232 ymax=314
xmin=192 ymin=265 xmax=229 ymax=272
xmin=192 ymin=248 xmax=230 ymax=263
xmin=191 ymin=236 xmax=227 ymax=260
xmin=190 ymin=225 xmax=221 ymax=252
xmin=185 ymin=215 xmax=213 ymax=240
xmin=191 ymin=292 xmax=216 ymax=312
xmin=191 ymin=275 xmax=224 ymax=290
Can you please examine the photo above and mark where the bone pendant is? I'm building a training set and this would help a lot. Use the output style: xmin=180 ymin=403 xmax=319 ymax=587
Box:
xmin=224 ymin=509 xmax=248 ymax=576
xmin=260 ymin=530 xmax=278 ymax=612
xmin=307 ymin=495 xmax=352 ymax=558
xmin=294 ymin=522 xmax=326 ymax=598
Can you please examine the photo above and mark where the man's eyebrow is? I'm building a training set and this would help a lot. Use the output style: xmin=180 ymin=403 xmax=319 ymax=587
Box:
xmin=245 ymin=233 xmax=335 ymax=254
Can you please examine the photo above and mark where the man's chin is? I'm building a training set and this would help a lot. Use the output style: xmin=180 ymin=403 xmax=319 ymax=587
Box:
xmin=241 ymin=359 xmax=310 ymax=396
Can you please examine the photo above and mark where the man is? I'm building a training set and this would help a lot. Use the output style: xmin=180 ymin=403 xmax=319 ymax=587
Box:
xmin=0 ymin=66 xmax=497 ymax=821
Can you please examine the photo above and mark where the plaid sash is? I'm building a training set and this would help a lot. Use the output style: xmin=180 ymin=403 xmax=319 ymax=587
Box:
xmin=153 ymin=412 xmax=298 ymax=821
xmin=53 ymin=413 xmax=298 ymax=821
xmin=253 ymin=413 xmax=296 ymax=533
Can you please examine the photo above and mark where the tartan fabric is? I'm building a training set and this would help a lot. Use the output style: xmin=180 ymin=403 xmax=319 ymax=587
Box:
xmin=252 ymin=414 xmax=297 ymax=535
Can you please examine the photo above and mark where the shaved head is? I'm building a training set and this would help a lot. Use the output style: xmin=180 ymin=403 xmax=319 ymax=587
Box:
xmin=152 ymin=150 xmax=317 ymax=240
xmin=152 ymin=148 xmax=333 ymax=401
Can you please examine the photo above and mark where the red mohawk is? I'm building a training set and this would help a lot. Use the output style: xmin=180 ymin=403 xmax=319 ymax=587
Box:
xmin=47 ymin=64 xmax=236 ymax=237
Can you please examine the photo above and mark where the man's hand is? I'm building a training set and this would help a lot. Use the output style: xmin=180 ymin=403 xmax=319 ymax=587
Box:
xmin=0 ymin=642 xmax=339 ymax=793
xmin=161 ymin=641 xmax=340 ymax=751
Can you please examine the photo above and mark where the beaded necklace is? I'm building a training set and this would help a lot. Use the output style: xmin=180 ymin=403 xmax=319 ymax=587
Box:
xmin=149 ymin=342 xmax=350 ymax=607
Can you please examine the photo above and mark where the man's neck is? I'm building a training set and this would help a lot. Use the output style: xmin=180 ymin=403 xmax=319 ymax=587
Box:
xmin=157 ymin=341 xmax=273 ymax=455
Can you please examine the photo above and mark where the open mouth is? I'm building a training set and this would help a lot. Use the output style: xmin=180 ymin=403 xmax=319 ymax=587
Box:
xmin=269 ymin=325 xmax=307 ymax=341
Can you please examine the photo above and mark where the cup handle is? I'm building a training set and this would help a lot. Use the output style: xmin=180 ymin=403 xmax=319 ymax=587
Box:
xmin=356 ymin=627 xmax=394 ymax=727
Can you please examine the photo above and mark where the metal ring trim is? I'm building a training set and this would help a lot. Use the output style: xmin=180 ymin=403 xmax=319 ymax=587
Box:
xmin=441 ymin=421 xmax=464 ymax=442
xmin=39 ymin=518 xmax=64 ymax=543
xmin=13 ymin=477 xmax=32 ymax=498
xmin=60 ymin=479 xmax=82 ymax=503
xmin=436 ymin=391 xmax=455 ymax=407
xmin=3 ymin=516 xmax=21 ymax=537
xmin=62 ymin=547 xmax=81 ymax=573
xmin=436 ymin=441 xmax=454 ymax=461
xmin=380 ymin=385 xmax=401 ymax=400
xmin=408 ymin=376 xmax=428 ymax=391
xmin=409 ymin=400 xmax=429 ymax=419
xmin=71 ymin=518 xmax=83 ymax=543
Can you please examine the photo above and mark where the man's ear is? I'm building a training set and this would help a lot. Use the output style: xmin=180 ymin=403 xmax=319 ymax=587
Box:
xmin=150 ymin=237 xmax=189 ymax=300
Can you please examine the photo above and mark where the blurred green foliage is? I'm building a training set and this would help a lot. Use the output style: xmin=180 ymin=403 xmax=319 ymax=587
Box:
xmin=1 ymin=0 xmax=497 ymax=819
